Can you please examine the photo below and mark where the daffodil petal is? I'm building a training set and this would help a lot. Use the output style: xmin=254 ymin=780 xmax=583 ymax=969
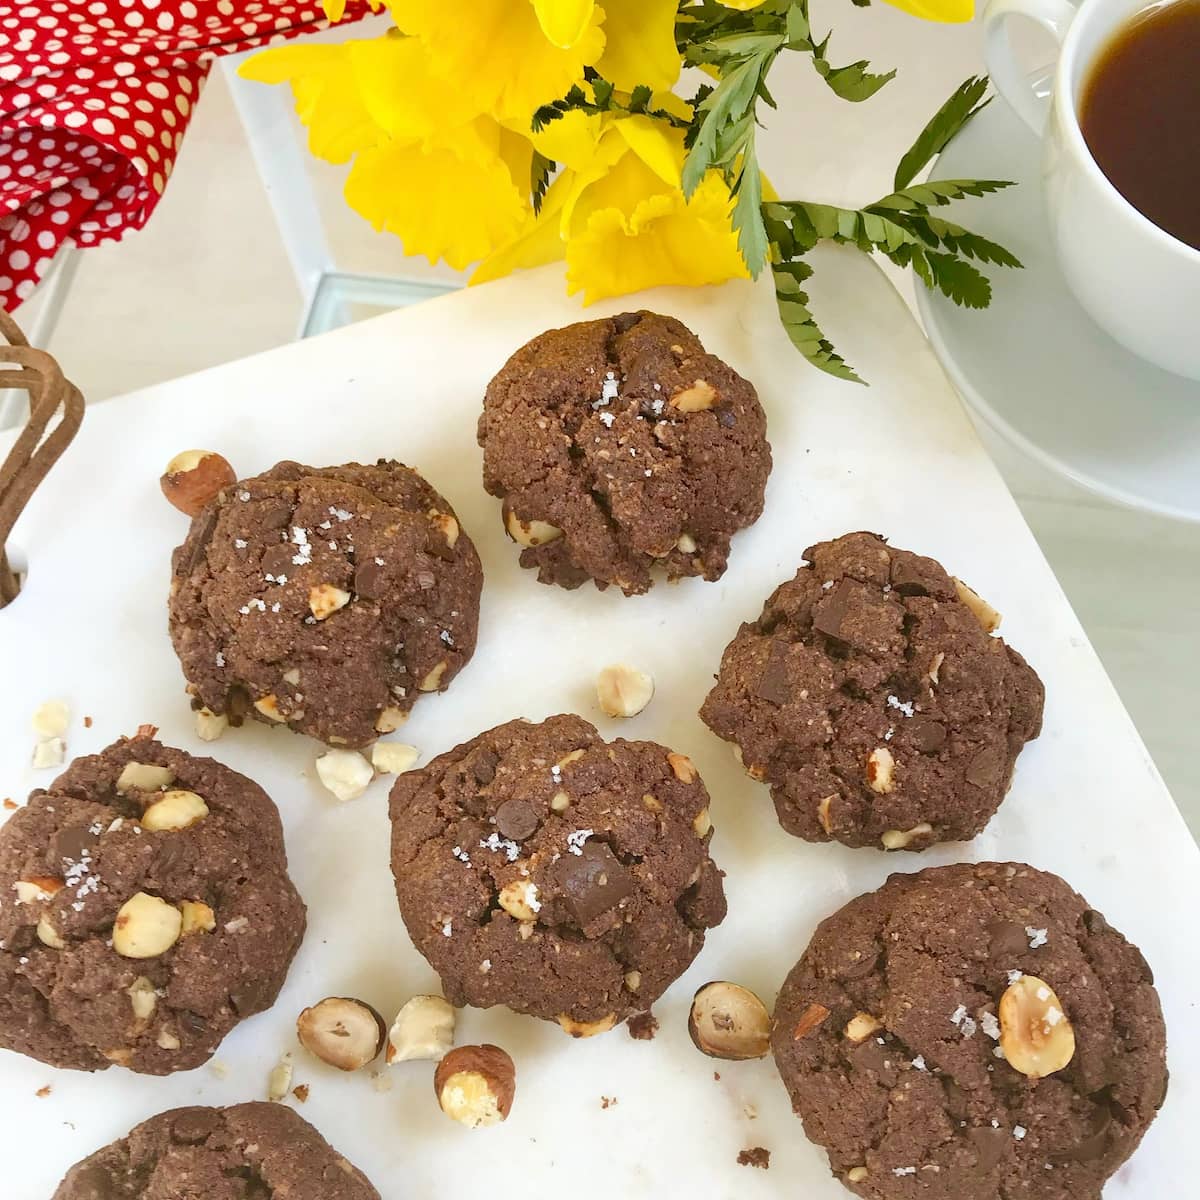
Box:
xmin=718 ymin=1 xmax=769 ymax=10
xmin=390 ymin=0 xmax=604 ymax=122
xmin=532 ymin=0 xmax=597 ymax=48
xmin=615 ymin=115 xmax=683 ymax=188
xmin=239 ymin=43 xmax=386 ymax=164
xmin=472 ymin=173 xmax=571 ymax=286
xmin=345 ymin=119 xmax=528 ymax=270
xmin=595 ymin=0 xmax=681 ymax=92
xmin=531 ymin=108 xmax=605 ymax=171
xmin=565 ymin=182 xmax=748 ymax=305
xmin=880 ymin=0 xmax=974 ymax=20
xmin=558 ymin=126 xmax=634 ymax=236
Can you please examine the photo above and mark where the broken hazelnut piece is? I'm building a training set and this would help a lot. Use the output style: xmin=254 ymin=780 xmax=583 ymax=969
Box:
xmin=314 ymin=749 xmax=374 ymax=803
xmin=309 ymin=583 xmax=351 ymax=621
xmin=670 ymin=379 xmax=718 ymax=412
xmin=36 ymin=914 xmax=65 ymax=949
xmin=254 ymin=695 xmax=287 ymax=723
xmin=14 ymin=876 xmax=63 ymax=903
xmin=999 ymin=974 xmax=1075 ymax=1078
xmin=844 ymin=1012 xmax=883 ymax=1043
xmin=371 ymin=742 xmax=419 ymax=775
xmin=267 ymin=1051 xmax=294 ymax=1101
xmin=504 ymin=507 xmax=562 ymax=548
xmin=928 ymin=651 xmax=945 ymax=685
xmin=179 ymin=899 xmax=216 ymax=935
xmin=31 ymin=699 xmax=69 ymax=739
xmin=880 ymin=822 xmax=933 ymax=850
xmin=434 ymin=1044 xmax=516 ymax=1128
xmin=115 ymin=761 xmax=175 ymax=794
xmin=688 ymin=981 xmax=771 ymax=1060
xmin=113 ymin=892 xmax=182 ymax=958
xmin=557 ymin=1012 xmax=617 ymax=1038
xmin=667 ymin=752 xmax=697 ymax=784
xmin=374 ymin=706 xmax=408 ymax=734
xmin=677 ymin=532 xmax=698 ymax=554
xmin=954 ymin=577 xmax=1002 ymax=633
xmin=194 ymin=708 xmax=228 ymax=742
xmin=127 ymin=976 xmax=157 ymax=1024
xmin=498 ymin=879 xmax=541 ymax=922
xmin=817 ymin=795 xmax=836 ymax=835
xmin=866 ymin=747 xmax=896 ymax=793
xmin=296 ymin=997 xmax=387 ymax=1072
xmin=418 ymin=661 xmax=447 ymax=692
xmin=847 ymin=1166 xmax=869 ymax=1183
xmin=160 ymin=450 xmax=236 ymax=516
xmin=141 ymin=789 xmax=209 ymax=832
xmin=792 ymin=1002 xmax=831 ymax=1039
xmin=595 ymin=664 xmax=655 ymax=718
xmin=31 ymin=738 xmax=65 ymax=769
xmin=429 ymin=511 xmax=460 ymax=548
xmin=387 ymin=994 xmax=456 ymax=1063
xmin=692 ymin=808 xmax=712 ymax=837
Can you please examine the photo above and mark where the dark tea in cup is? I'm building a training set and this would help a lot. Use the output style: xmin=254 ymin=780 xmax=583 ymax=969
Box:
xmin=1079 ymin=0 xmax=1200 ymax=250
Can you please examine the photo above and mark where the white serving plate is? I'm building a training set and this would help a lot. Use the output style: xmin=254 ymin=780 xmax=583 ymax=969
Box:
xmin=3 ymin=256 xmax=1197 ymax=1198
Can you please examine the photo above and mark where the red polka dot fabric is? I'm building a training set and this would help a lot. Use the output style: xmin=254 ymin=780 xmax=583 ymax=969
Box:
xmin=0 ymin=1 xmax=377 ymax=312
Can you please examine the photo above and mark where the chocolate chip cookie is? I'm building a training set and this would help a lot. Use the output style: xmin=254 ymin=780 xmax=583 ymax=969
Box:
xmin=700 ymin=532 xmax=1044 ymax=851
xmin=0 ymin=735 xmax=305 ymax=1073
xmin=53 ymin=1102 xmax=379 ymax=1200
xmin=388 ymin=714 xmax=727 ymax=1034
xmin=479 ymin=312 xmax=771 ymax=595
xmin=169 ymin=459 xmax=483 ymax=749
xmin=771 ymin=862 xmax=1167 ymax=1200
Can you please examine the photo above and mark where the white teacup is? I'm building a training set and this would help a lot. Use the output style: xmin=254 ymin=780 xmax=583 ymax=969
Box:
xmin=984 ymin=0 xmax=1200 ymax=380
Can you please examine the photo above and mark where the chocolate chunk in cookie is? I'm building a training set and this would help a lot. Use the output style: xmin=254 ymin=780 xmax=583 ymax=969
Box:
xmin=771 ymin=862 xmax=1167 ymax=1200
xmin=700 ymin=532 xmax=1044 ymax=850
xmin=169 ymin=459 xmax=483 ymax=749
xmin=479 ymin=312 xmax=771 ymax=595
xmin=388 ymin=715 xmax=727 ymax=1032
xmin=53 ymin=1102 xmax=379 ymax=1199
xmin=0 ymin=736 xmax=305 ymax=1074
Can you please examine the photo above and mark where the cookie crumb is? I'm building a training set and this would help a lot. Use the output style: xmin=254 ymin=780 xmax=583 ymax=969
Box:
xmin=713 ymin=1071 xmax=721 ymax=1081
xmin=36 ymin=1084 xmax=51 ymax=1098
xmin=627 ymin=1011 xmax=658 ymax=1041
xmin=737 ymin=1147 xmax=770 ymax=1169
xmin=292 ymin=1084 xmax=310 ymax=1103
xmin=2 ymin=798 xmax=16 ymax=810
xmin=83 ymin=716 xmax=93 ymax=728
xmin=600 ymin=1096 xmax=617 ymax=1109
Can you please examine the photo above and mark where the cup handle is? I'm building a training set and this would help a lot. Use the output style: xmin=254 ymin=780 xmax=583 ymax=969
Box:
xmin=983 ymin=0 xmax=1078 ymax=134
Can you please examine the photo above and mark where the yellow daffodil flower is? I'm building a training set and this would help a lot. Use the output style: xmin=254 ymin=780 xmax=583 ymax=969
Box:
xmin=881 ymin=0 xmax=974 ymax=20
xmin=475 ymin=111 xmax=748 ymax=304
xmin=389 ymin=0 xmax=606 ymax=125
xmin=594 ymin=0 xmax=681 ymax=92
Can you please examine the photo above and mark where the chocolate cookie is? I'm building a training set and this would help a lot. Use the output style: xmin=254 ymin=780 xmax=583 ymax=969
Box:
xmin=169 ymin=459 xmax=483 ymax=748
xmin=479 ymin=312 xmax=771 ymax=595
xmin=53 ymin=1102 xmax=379 ymax=1199
xmin=388 ymin=714 xmax=727 ymax=1033
xmin=0 ymin=736 xmax=304 ymax=1074
xmin=770 ymin=862 xmax=1167 ymax=1200
xmin=699 ymin=533 xmax=1044 ymax=850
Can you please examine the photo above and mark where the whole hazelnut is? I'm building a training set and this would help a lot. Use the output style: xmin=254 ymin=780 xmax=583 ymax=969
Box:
xmin=688 ymin=981 xmax=771 ymax=1060
xmin=434 ymin=1044 xmax=516 ymax=1129
xmin=159 ymin=450 xmax=236 ymax=517
xmin=296 ymin=996 xmax=387 ymax=1072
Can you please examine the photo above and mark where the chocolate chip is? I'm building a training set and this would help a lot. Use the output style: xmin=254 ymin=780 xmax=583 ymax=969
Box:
xmin=967 ymin=1124 xmax=1009 ymax=1173
xmin=988 ymin=919 xmax=1029 ymax=959
xmin=890 ymin=556 xmax=930 ymax=596
xmin=1049 ymin=1108 xmax=1114 ymax=1163
xmin=225 ymin=686 xmax=250 ymax=724
xmin=151 ymin=835 xmax=189 ymax=880
xmin=171 ymin=1108 xmax=220 ymax=1145
xmin=65 ymin=1164 xmax=118 ymax=1199
xmin=353 ymin=559 xmax=383 ymax=599
xmin=908 ymin=716 xmax=947 ymax=753
xmin=965 ymin=743 xmax=1005 ymax=788
xmin=836 ymin=945 xmax=882 ymax=980
xmin=495 ymin=799 xmax=539 ymax=842
xmin=228 ymin=981 xmax=269 ymax=1017
xmin=260 ymin=544 xmax=293 ymax=580
xmin=755 ymin=644 xmax=791 ymax=706
xmin=415 ymin=570 xmax=436 ymax=590
xmin=943 ymin=1079 xmax=969 ymax=1121
xmin=256 ymin=499 xmax=294 ymax=530
xmin=812 ymin=578 xmax=856 ymax=641
xmin=554 ymin=841 xmax=636 ymax=926
xmin=853 ymin=1036 xmax=894 ymax=1076
xmin=611 ymin=312 xmax=641 ymax=333
xmin=1083 ymin=909 xmax=1110 ymax=936
xmin=179 ymin=1010 xmax=208 ymax=1035
xmin=473 ymin=750 xmax=498 ymax=786
xmin=181 ymin=508 xmax=219 ymax=578
xmin=716 ymin=406 xmax=737 ymax=428
xmin=54 ymin=823 xmax=99 ymax=866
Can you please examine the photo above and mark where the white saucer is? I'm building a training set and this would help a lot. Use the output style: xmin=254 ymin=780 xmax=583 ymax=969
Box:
xmin=915 ymin=73 xmax=1200 ymax=522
